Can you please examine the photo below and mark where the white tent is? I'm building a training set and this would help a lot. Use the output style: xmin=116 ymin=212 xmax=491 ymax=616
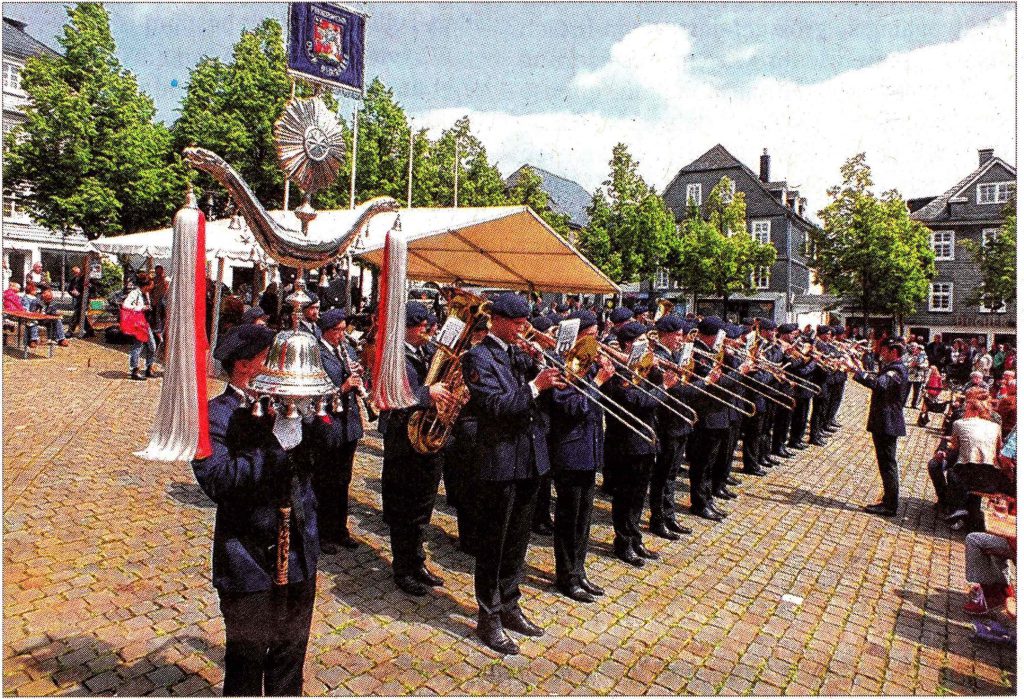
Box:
xmin=95 ymin=205 xmax=618 ymax=294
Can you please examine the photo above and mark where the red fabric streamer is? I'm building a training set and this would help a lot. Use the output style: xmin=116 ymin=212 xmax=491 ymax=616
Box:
xmin=194 ymin=211 xmax=211 ymax=459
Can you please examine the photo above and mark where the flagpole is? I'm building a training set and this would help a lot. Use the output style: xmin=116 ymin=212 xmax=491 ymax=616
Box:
xmin=350 ymin=102 xmax=359 ymax=210
xmin=407 ymin=120 xmax=414 ymax=208
xmin=453 ymin=137 xmax=459 ymax=208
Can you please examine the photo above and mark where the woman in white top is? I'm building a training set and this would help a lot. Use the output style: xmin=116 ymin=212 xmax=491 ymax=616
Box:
xmin=122 ymin=272 xmax=157 ymax=380
xmin=946 ymin=396 xmax=1004 ymax=529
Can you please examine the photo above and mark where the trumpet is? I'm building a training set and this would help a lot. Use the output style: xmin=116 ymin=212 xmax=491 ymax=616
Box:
xmin=517 ymin=329 xmax=660 ymax=445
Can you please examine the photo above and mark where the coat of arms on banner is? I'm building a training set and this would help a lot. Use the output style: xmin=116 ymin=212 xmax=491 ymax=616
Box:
xmin=310 ymin=16 xmax=348 ymax=68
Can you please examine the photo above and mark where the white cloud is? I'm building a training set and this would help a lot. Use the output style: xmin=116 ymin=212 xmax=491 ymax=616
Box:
xmin=413 ymin=12 xmax=1015 ymax=220
xmin=723 ymin=45 xmax=761 ymax=64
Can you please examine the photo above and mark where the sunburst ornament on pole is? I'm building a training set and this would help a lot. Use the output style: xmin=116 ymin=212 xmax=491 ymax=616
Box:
xmin=275 ymin=97 xmax=346 ymax=229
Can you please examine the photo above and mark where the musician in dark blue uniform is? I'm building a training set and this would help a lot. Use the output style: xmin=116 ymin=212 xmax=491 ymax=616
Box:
xmin=753 ymin=320 xmax=784 ymax=469
xmin=602 ymin=322 xmax=661 ymax=564
xmin=601 ymin=306 xmax=633 ymax=347
xmin=808 ymin=325 xmax=836 ymax=447
xmin=313 ymin=309 xmax=365 ymax=553
xmin=549 ymin=310 xmax=613 ymax=602
xmin=770 ymin=323 xmax=800 ymax=460
xmin=739 ymin=324 xmax=772 ymax=477
xmin=850 ymin=338 xmax=908 ymax=516
xmin=462 ymin=293 xmax=565 ymax=655
xmin=529 ymin=315 xmax=557 ymax=536
xmin=713 ymin=323 xmax=749 ymax=500
xmin=192 ymin=325 xmax=323 ymax=696
xmin=825 ymin=325 xmax=849 ymax=431
xmin=379 ymin=302 xmax=452 ymax=596
xmin=649 ymin=314 xmax=695 ymax=538
xmin=785 ymin=326 xmax=818 ymax=451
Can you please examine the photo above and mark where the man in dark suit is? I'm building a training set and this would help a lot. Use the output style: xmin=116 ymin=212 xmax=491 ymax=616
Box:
xmin=850 ymin=338 xmax=908 ymax=516
xmin=825 ymin=325 xmax=850 ymax=431
xmin=192 ymin=325 xmax=324 ymax=696
xmin=785 ymin=327 xmax=818 ymax=451
xmin=602 ymin=321 xmax=662 ymax=564
xmin=529 ymin=315 xmax=557 ymax=536
xmin=314 ymin=309 xmax=365 ymax=553
xmin=739 ymin=323 xmax=772 ymax=477
xmin=548 ymin=309 xmax=613 ymax=602
xmin=649 ymin=314 xmax=696 ymax=539
xmin=295 ymin=293 xmax=322 ymax=339
xmin=752 ymin=320 xmax=784 ymax=469
xmin=379 ymin=302 xmax=453 ymax=596
xmin=808 ymin=325 xmax=836 ymax=447
xmin=462 ymin=293 xmax=565 ymax=655
xmin=770 ymin=323 xmax=800 ymax=460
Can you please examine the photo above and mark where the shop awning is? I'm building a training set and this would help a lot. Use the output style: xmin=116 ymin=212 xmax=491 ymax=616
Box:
xmin=93 ymin=217 xmax=276 ymax=265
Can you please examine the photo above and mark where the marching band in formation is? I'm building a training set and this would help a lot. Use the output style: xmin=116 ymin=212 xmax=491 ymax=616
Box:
xmin=192 ymin=287 xmax=876 ymax=693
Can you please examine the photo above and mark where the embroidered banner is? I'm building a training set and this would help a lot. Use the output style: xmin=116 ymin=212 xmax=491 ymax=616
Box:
xmin=287 ymin=2 xmax=366 ymax=97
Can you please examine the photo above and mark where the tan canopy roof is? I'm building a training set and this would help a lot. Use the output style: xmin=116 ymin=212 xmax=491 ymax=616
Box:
xmin=350 ymin=206 xmax=618 ymax=294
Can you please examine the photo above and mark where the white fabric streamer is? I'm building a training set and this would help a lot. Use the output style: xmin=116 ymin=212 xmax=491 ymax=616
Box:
xmin=135 ymin=202 xmax=203 ymax=461
xmin=371 ymin=226 xmax=418 ymax=410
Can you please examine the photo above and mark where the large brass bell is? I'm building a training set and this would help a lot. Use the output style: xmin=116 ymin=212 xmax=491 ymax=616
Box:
xmin=248 ymin=328 xmax=335 ymax=398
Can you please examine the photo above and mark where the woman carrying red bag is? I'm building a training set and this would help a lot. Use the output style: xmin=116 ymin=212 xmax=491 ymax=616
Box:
xmin=121 ymin=272 xmax=158 ymax=381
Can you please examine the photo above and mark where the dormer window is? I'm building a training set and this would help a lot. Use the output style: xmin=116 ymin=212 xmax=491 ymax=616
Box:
xmin=3 ymin=62 xmax=21 ymax=92
xmin=977 ymin=181 xmax=1014 ymax=205
xmin=721 ymin=178 xmax=736 ymax=204
xmin=686 ymin=183 xmax=701 ymax=206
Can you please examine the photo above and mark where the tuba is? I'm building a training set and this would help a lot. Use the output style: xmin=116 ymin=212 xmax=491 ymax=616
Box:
xmin=653 ymin=298 xmax=675 ymax=322
xmin=407 ymin=288 xmax=491 ymax=454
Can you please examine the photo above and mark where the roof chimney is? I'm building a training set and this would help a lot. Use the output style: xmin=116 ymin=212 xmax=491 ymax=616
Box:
xmin=979 ymin=148 xmax=995 ymax=167
xmin=759 ymin=148 xmax=770 ymax=183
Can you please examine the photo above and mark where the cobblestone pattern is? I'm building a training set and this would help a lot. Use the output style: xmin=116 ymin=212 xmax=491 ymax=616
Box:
xmin=3 ymin=339 xmax=1016 ymax=695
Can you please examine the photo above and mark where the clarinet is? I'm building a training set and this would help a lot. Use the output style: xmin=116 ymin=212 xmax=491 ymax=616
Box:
xmin=344 ymin=336 xmax=377 ymax=420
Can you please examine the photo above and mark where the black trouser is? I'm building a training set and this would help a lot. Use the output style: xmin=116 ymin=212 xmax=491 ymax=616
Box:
xmin=809 ymin=389 xmax=829 ymax=441
xmin=711 ymin=423 xmax=741 ymax=493
xmin=312 ymin=440 xmax=358 ymax=544
xmin=688 ymin=427 xmax=728 ymax=511
xmin=443 ymin=425 xmax=479 ymax=552
xmin=219 ymin=579 xmax=316 ymax=696
xmin=828 ymin=381 xmax=846 ymax=424
xmin=741 ymin=410 xmax=766 ymax=472
xmin=758 ymin=402 xmax=776 ymax=462
xmin=552 ymin=469 xmax=596 ymax=586
xmin=67 ymin=299 xmax=93 ymax=335
xmin=533 ymin=474 xmax=554 ymax=527
xmin=771 ymin=405 xmax=792 ymax=454
xmin=475 ymin=477 xmax=539 ymax=615
xmin=381 ymin=452 xmax=443 ymax=577
xmin=871 ymin=432 xmax=900 ymax=511
xmin=650 ymin=435 xmax=687 ymax=525
xmin=609 ymin=453 xmax=654 ymax=552
xmin=906 ymin=382 xmax=923 ymax=408
xmin=789 ymin=397 xmax=811 ymax=446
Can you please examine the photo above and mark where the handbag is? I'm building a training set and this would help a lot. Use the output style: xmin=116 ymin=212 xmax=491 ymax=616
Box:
xmin=119 ymin=307 xmax=150 ymax=343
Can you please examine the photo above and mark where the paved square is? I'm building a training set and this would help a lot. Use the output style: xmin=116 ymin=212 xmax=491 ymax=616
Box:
xmin=3 ymin=339 xmax=1016 ymax=695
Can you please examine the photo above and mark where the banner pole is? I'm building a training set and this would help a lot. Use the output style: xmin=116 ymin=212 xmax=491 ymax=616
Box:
xmin=407 ymin=120 xmax=414 ymax=207
xmin=350 ymin=102 xmax=359 ymax=210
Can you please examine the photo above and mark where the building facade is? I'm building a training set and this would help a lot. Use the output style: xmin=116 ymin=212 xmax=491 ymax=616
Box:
xmin=905 ymin=148 xmax=1016 ymax=347
xmin=660 ymin=144 xmax=824 ymax=325
xmin=2 ymin=17 xmax=91 ymax=291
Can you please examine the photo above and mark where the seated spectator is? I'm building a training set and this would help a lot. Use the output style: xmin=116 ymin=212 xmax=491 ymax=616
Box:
xmin=24 ymin=286 xmax=69 ymax=348
xmin=3 ymin=281 xmax=25 ymax=311
xmin=945 ymin=395 xmax=1005 ymax=531
xmin=963 ymin=525 xmax=1016 ymax=615
xmin=995 ymin=377 xmax=1016 ymax=439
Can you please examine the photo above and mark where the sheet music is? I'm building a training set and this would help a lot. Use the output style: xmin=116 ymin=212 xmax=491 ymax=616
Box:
xmin=435 ymin=317 xmax=465 ymax=349
xmin=678 ymin=343 xmax=693 ymax=367
xmin=627 ymin=337 xmax=649 ymax=366
xmin=712 ymin=329 xmax=726 ymax=353
xmin=556 ymin=319 xmax=580 ymax=355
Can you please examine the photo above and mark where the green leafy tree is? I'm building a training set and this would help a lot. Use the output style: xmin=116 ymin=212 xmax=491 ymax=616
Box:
xmin=812 ymin=153 xmax=935 ymax=325
xmin=352 ymin=78 xmax=412 ymax=202
xmin=505 ymin=167 xmax=573 ymax=238
xmin=418 ymin=116 xmax=507 ymax=207
xmin=669 ymin=177 xmax=777 ymax=316
xmin=174 ymin=19 xmax=334 ymax=216
xmin=3 ymin=3 xmax=183 ymax=238
xmin=577 ymin=143 xmax=675 ymax=283
xmin=961 ymin=198 xmax=1016 ymax=312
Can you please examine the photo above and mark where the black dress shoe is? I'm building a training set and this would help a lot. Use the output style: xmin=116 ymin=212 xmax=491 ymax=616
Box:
xmin=776 ymin=448 xmax=795 ymax=458
xmin=726 ymin=476 xmax=742 ymax=487
xmin=693 ymin=507 xmax=724 ymax=521
xmin=649 ymin=522 xmax=680 ymax=540
xmin=130 ymin=369 xmax=147 ymax=381
xmin=580 ymin=577 xmax=605 ymax=596
xmin=822 ymin=427 xmax=837 ymax=435
xmin=789 ymin=442 xmax=808 ymax=450
xmin=477 ymin=613 xmax=518 ymax=655
xmin=633 ymin=541 xmax=660 ymax=560
xmin=558 ymin=582 xmax=597 ymax=603
xmin=863 ymin=503 xmax=897 ymax=517
xmin=709 ymin=502 xmax=729 ymax=518
xmin=532 ymin=520 xmax=554 ymax=536
xmin=714 ymin=488 xmax=738 ymax=500
xmin=764 ymin=456 xmax=782 ymax=467
xmin=501 ymin=608 xmax=544 ymax=637
xmin=616 ymin=546 xmax=645 ymax=567
xmin=828 ymin=422 xmax=842 ymax=429
xmin=338 ymin=534 xmax=359 ymax=550
xmin=665 ymin=518 xmax=692 ymax=535
xmin=319 ymin=540 xmax=338 ymax=555
xmin=742 ymin=467 xmax=768 ymax=476
xmin=394 ymin=574 xmax=427 ymax=596
xmin=809 ymin=438 xmax=827 ymax=447
xmin=415 ymin=566 xmax=444 ymax=587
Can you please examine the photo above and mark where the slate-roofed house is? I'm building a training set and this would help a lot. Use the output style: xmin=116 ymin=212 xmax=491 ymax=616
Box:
xmin=2 ymin=17 xmax=91 ymax=291
xmin=905 ymin=148 xmax=1016 ymax=346
xmin=660 ymin=144 xmax=823 ymax=324
xmin=505 ymin=164 xmax=592 ymax=239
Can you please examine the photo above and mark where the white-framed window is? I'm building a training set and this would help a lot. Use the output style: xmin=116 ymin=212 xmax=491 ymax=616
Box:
xmin=721 ymin=178 xmax=736 ymax=203
xmin=750 ymin=219 xmax=771 ymax=245
xmin=931 ymin=230 xmax=955 ymax=261
xmin=2 ymin=62 xmax=21 ymax=92
xmin=977 ymin=181 xmax=1015 ymax=205
xmin=2 ymin=189 xmax=20 ymax=218
xmin=982 ymin=228 xmax=1000 ymax=248
xmin=929 ymin=282 xmax=953 ymax=312
xmin=654 ymin=267 xmax=670 ymax=289
xmin=752 ymin=266 xmax=771 ymax=290
xmin=979 ymin=299 xmax=1007 ymax=314
xmin=686 ymin=183 xmax=701 ymax=206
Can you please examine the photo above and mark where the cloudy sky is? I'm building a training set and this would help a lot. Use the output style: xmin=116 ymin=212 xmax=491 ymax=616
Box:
xmin=6 ymin=2 xmax=1016 ymax=217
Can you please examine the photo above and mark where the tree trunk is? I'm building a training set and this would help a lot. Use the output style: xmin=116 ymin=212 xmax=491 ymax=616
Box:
xmin=722 ymin=292 xmax=729 ymax=319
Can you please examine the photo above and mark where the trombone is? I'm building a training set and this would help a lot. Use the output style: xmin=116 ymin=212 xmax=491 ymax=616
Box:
xmin=590 ymin=339 xmax=698 ymax=425
xmin=688 ymin=341 xmax=795 ymax=410
xmin=516 ymin=329 xmax=660 ymax=445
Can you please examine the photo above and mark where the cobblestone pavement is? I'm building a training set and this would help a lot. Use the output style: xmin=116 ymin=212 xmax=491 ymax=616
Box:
xmin=3 ymin=338 xmax=1016 ymax=695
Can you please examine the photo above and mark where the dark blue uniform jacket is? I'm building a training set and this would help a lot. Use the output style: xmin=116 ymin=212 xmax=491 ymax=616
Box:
xmin=379 ymin=346 xmax=433 ymax=460
xmin=548 ymin=365 xmax=604 ymax=472
xmin=853 ymin=360 xmax=908 ymax=437
xmin=318 ymin=339 xmax=364 ymax=446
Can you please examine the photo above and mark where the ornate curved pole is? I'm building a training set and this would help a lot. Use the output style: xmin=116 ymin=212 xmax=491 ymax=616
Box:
xmin=183 ymin=147 xmax=399 ymax=269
